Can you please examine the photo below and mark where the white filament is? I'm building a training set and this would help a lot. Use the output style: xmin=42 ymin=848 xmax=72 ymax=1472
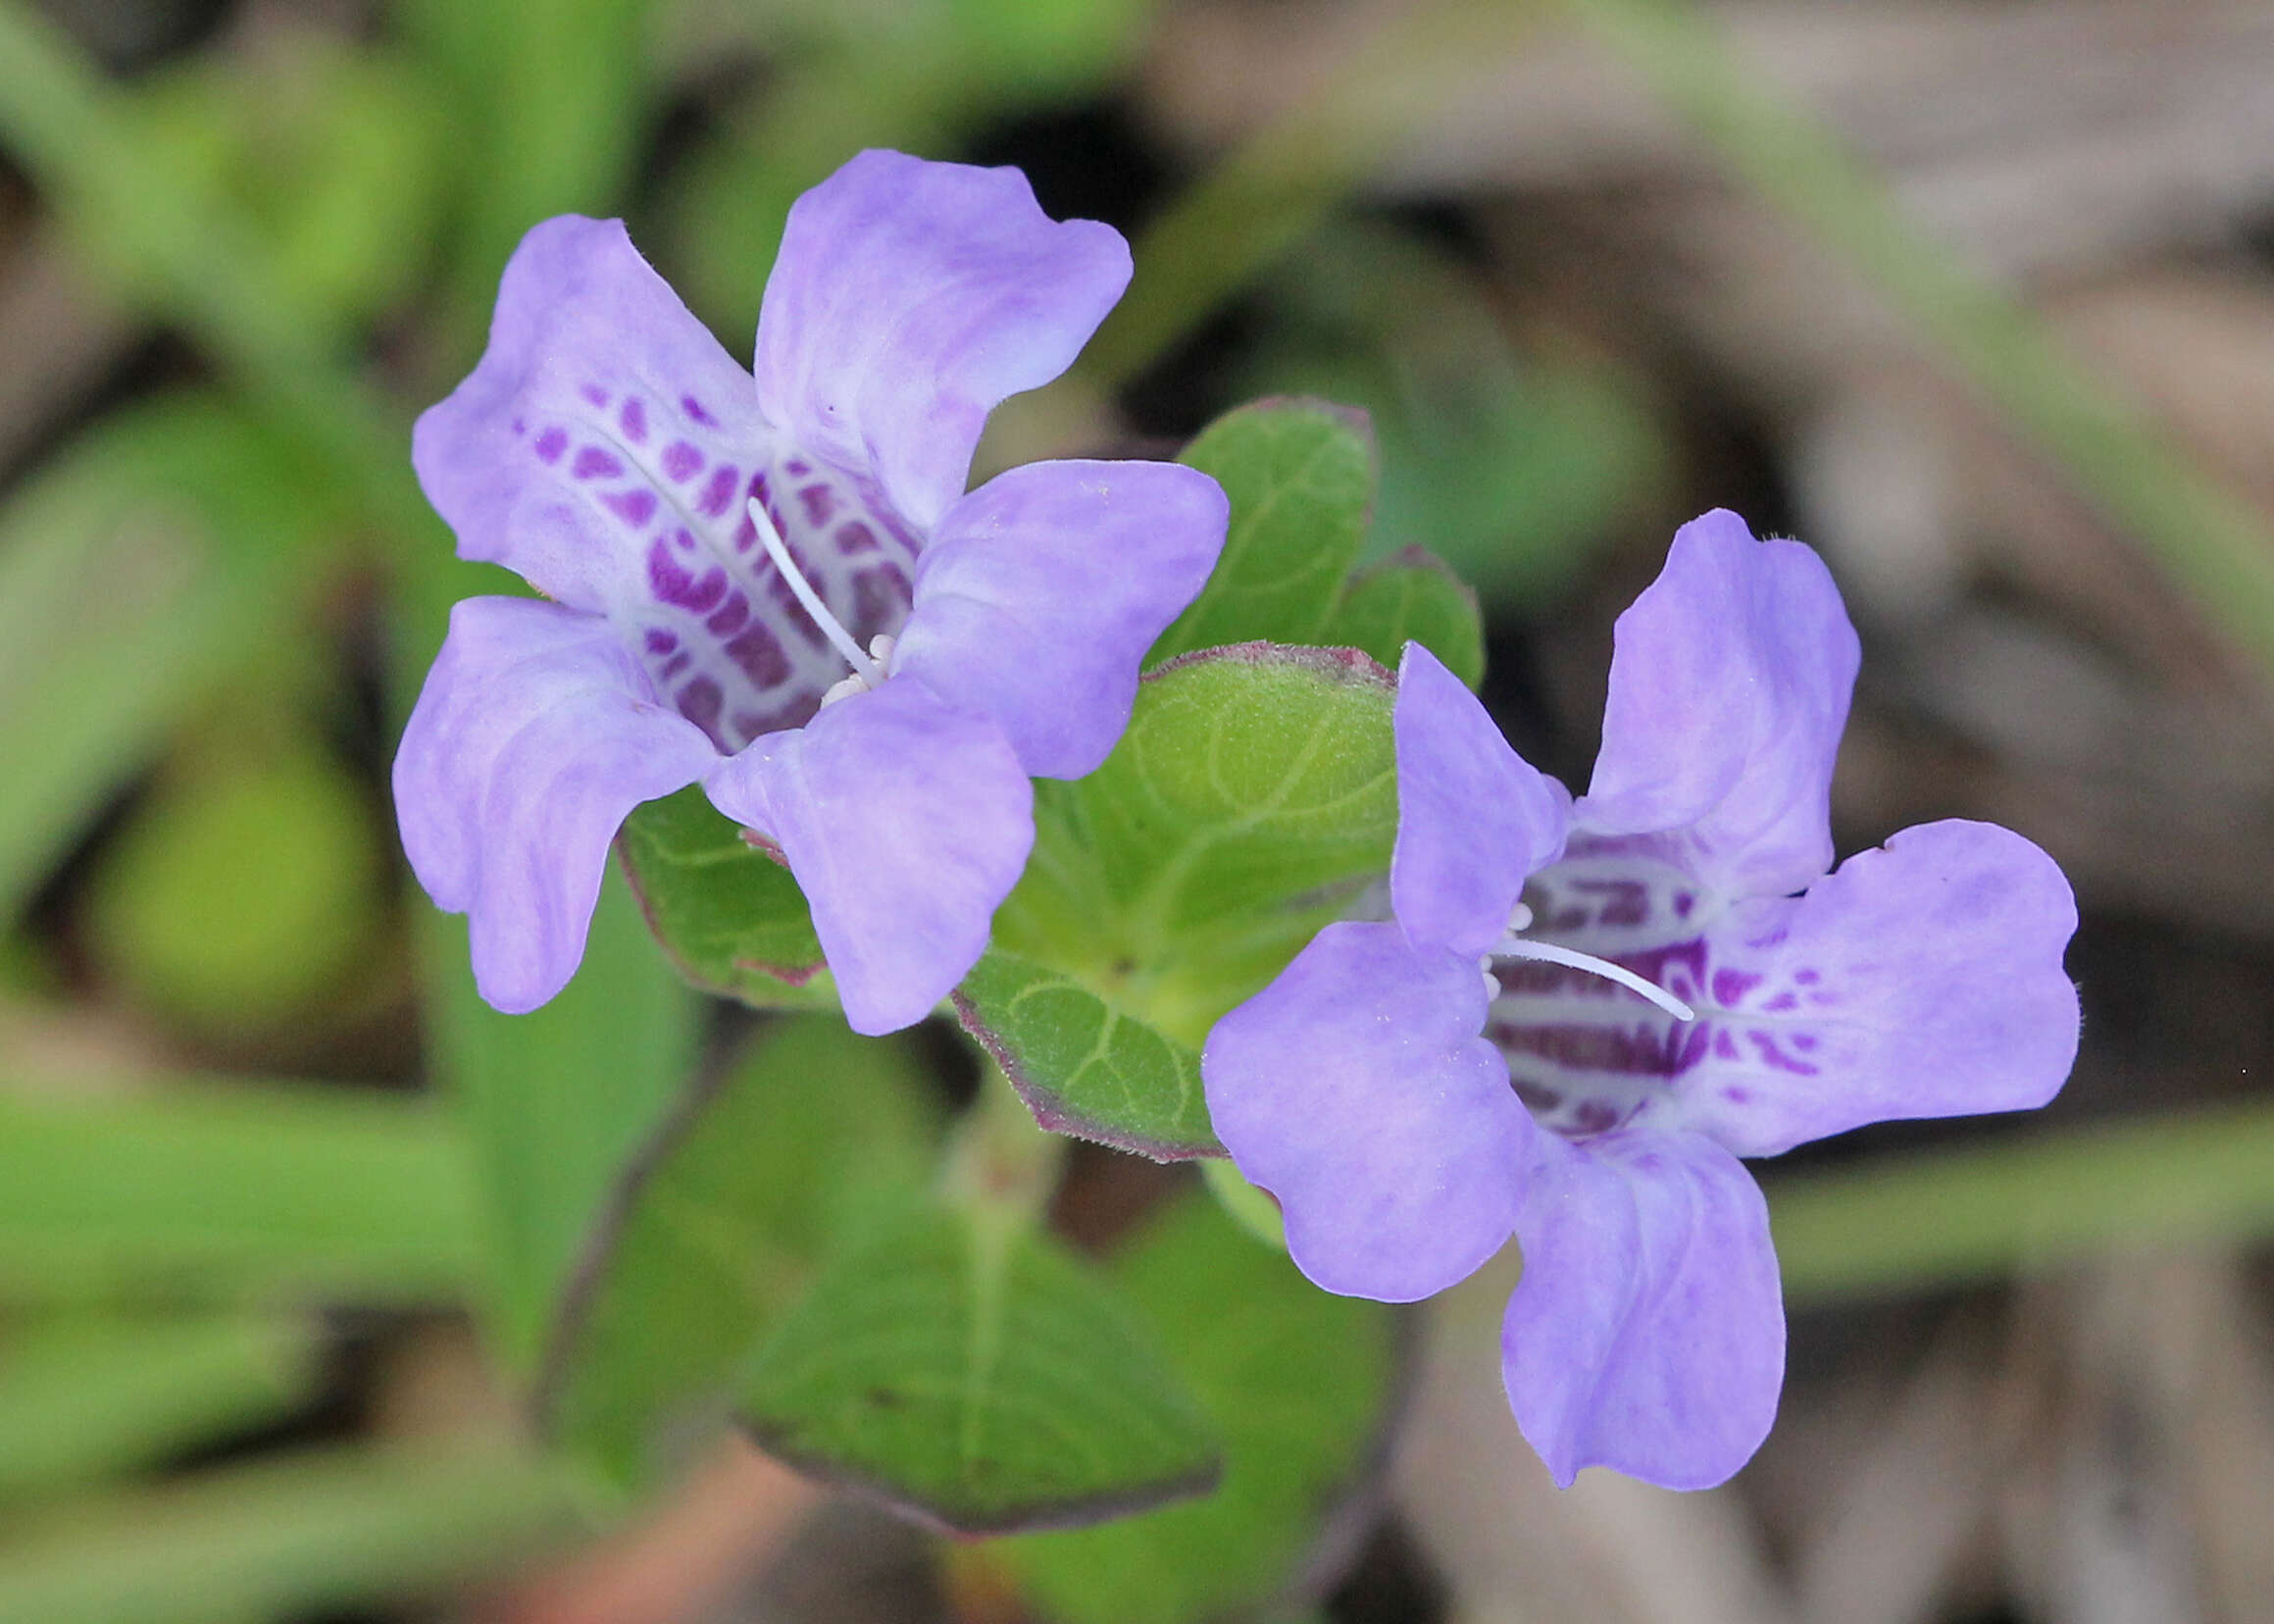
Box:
xmin=1490 ymin=935 xmax=1696 ymax=1022
xmin=747 ymin=496 xmax=882 ymax=688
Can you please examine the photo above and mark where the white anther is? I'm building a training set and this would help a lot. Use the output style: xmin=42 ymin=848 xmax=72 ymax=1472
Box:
xmin=1491 ymin=935 xmax=1696 ymax=1022
xmin=748 ymin=496 xmax=882 ymax=688
xmin=1507 ymin=901 xmax=1535 ymax=933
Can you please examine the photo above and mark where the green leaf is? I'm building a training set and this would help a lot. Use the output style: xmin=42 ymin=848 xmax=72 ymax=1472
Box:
xmin=1146 ymin=400 xmax=1377 ymax=666
xmin=962 ymin=644 xmax=1398 ymax=1158
xmin=955 ymin=950 xmax=1214 ymax=1159
xmin=734 ymin=1199 xmax=1221 ymax=1536
xmin=430 ymin=867 xmax=701 ymax=1377
xmin=542 ymin=1017 xmax=942 ymax=1492
xmin=989 ymin=1194 xmax=1397 ymax=1624
xmin=0 ymin=1314 xmax=322 ymax=1501
xmin=1319 ymin=545 xmax=1486 ymax=687
xmin=0 ymin=1080 xmax=477 ymax=1305
xmin=0 ymin=1445 xmax=583 ymax=1624
xmin=614 ymin=786 xmax=832 ymax=1009
xmin=0 ymin=393 xmax=338 ymax=921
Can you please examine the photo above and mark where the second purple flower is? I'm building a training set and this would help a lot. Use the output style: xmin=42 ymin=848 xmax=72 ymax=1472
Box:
xmin=1202 ymin=511 xmax=2082 ymax=1490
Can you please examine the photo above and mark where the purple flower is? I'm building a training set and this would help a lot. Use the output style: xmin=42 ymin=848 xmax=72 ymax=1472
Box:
xmin=1201 ymin=511 xmax=2079 ymax=1489
xmin=394 ymin=151 xmax=1228 ymax=1035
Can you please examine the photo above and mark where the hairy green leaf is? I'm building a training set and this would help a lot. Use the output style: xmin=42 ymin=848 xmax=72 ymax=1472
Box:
xmin=962 ymin=644 xmax=1397 ymax=1157
xmin=542 ymin=1017 xmax=941 ymax=1492
xmin=1320 ymin=546 xmax=1485 ymax=687
xmin=735 ymin=1199 xmax=1220 ymax=1535
xmin=614 ymin=786 xmax=831 ymax=1009
xmin=990 ymin=1194 xmax=1396 ymax=1623
xmin=1146 ymin=399 xmax=1377 ymax=665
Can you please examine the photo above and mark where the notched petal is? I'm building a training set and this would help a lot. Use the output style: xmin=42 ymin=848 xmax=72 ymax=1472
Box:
xmin=753 ymin=150 xmax=1131 ymax=533
xmin=703 ymin=677 xmax=1034 ymax=1037
xmin=1575 ymin=510 xmax=1860 ymax=900
xmin=1390 ymin=642 xmax=1569 ymax=957
xmin=412 ymin=216 xmax=770 ymax=616
xmin=392 ymin=597 xmax=717 ymax=1014
xmin=893 ymin=459 xmax=1229 ymax=780
xmin=1676 ymin=818 xmax=2082 ymax=1157
xmin=1502 ymin=1128 xmax=1783 ymax=1491
xmin=1202 ymin=921 xmax=1534 ymax=1303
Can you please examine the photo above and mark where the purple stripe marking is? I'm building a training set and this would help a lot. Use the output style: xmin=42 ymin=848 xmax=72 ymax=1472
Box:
xmin=581 ymin=383 xmax=609 ymax=407
xmin=725 ymin=625 xmax=790 ymax=686
xmin=662 ymin=441 xmax=703 ymax=482
xmin=678 ymin=676 xmax=724 ymax=736
xmin=682 ymin=395 xmax=717 ymax=426
xmin=1498 ymin=1019 xmax=1710 ymax=1079
xmin=646 ymin=537 xmax=730 ymax=614
xmin=852 ymin=564 xmax=913 ymax=635
xmin=619 ymin=397 xmax=647 ymax=442
xmin=604 ymin=488 xmax=657 ymax=528
xmin=573 ymin=446 xmax=623 ymax=481
xmin=533 ymin=428 xmax=568 ymax=464
xmin=1570 ymin=878 xmax=1648 ymax=928
xmin=697 ymin=466 xmax=739 ymax=519
xmin=1745 ymin=1031 xmax=1821 ymax=1075
xmin=706 ymin=590 xmax=751 ymax=636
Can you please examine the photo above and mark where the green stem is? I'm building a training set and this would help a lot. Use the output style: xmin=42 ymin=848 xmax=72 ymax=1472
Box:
xmin=1561 ymin=0 xmax=2274 ymax=680
xmin=941 ymin=1065 xmax=1068 ymax=1235
xmin=1766 ymin=1103 xmax=2274 ymax=1303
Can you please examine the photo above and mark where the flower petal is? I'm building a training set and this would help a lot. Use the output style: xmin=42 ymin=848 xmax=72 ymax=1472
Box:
xmin=1391 ymin=642 xmax=1570 ymax=957
xmin=1671 ymin=818 xmax=2081 ymax=1158
xmin=890 ymin=460 xmax=1228 ymax=779
xmin=752 ymin=150 xmax=1131 ymax=533
xmin=703 ymin=677 xmax=1034 ymax=1036
xmin=1202 ymin=921 xmax=1535 ymax=1303
xmin=1502 ymin=1127 xmax=1783 ymax=1490
xmin=412 ymin=215 xmax=770 ymax=616
xmin=392 ymin=597 xmax=717 ymax=1014
xmin=1574 ymin=510 xmax=1860 ymax=900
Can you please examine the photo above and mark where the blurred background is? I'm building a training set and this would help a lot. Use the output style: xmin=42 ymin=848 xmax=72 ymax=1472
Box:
xmin=3 ymin=0 xmax=2274 ymax=1619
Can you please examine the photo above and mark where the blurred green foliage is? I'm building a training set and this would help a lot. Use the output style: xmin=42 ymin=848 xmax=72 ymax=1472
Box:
xmin=0 ymin=0 xmax=2264 ymax=1617
xmin=86 ymin=747 xmax=388 ymax=1034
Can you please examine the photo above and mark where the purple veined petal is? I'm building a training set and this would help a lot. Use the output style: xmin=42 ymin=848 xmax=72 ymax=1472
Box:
xmin=703 ymin=676 xmax=1034 ymax=1037
xmin=1501 ymin=1127 xmax=1783 ymax=1491
xmin=752 ymin=150 xmax=1132 ymax=533
xmin=392 ymin=596 xmax=718 ymax=1014
xmin=412 ymin=216 xmax=770 ymax=616
xmin=1391 ymin=642 xmax=1570 ymax=958
xmin=890 ymin=460 xmax=1229 ymax=780
xmin=1573 ymin=510 xmax=1861 ymax=901
xmin=1202 ymin=921 xmax=1536 ymax=1303
xmin=1668 ymin=818 xmax=2081 ymax=1158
